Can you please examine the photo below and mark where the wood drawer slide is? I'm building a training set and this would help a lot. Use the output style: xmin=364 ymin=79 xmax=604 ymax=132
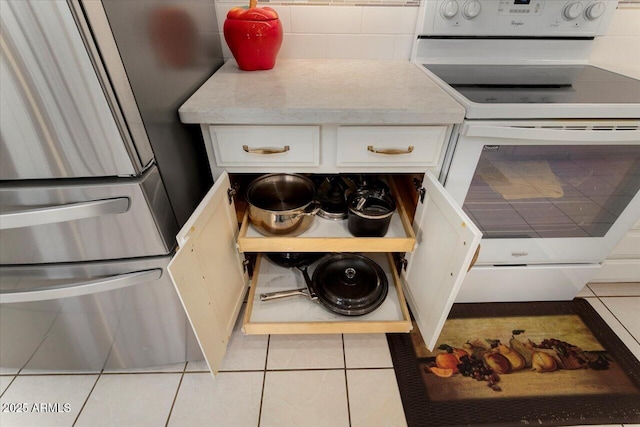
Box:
xmin=236 ymin=177 xmax=417 ymax=253
xmin=242 ymin=253 xmax=412 ymax=335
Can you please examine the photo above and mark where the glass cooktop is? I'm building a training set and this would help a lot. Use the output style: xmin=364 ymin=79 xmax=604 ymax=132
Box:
xmin=423 ymin=64 xmax=640 ymax=104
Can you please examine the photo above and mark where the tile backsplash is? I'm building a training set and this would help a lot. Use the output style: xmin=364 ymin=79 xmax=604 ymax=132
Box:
xmin=257 ymin=0 xmax=419 ymax=5
xmin=589 ymin=5 xmax=640 ymax=77
xmin=217 ymin=1 xmax=639 ymax=64
xmin=215 ymin=0 xmax=419 ymax=60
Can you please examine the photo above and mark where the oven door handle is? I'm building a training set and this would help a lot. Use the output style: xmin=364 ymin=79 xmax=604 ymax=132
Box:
xmin=0 ymin=197 xmax=130 ymax=230
xmin=0 ymin=269 xmax=162 ymax=304
xmin=463 ymin=125 xmax=640 ymax=143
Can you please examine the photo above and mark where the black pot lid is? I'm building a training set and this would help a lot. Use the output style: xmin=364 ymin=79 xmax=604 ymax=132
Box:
xmin=267 ymin=252 xmax=323 ymax=269
xmin=312 ymin=254 xmax=388 ymax=316
xmin=316 ymin=176 xmax=352 ymax=220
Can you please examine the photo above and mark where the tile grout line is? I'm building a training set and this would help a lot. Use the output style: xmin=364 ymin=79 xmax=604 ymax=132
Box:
xmin=14 ymin=301 xmax=66 ymax=376
xmin=5 ymin=372 xmax=101 ymax=376
xmin=342 ymin=334 xmax=352 ymax=427
xmin=71 ymin=370 xmax=102 ymax=427
xmin=257 ymin=334 xmax=271 ymax=427
xmin=164 ymin=362 xmax=188 ymax=427
xmin=596 ymin=295 xmax=640 ymax=349
xmin=100 ymin=370 xmax=188 ymax=375
xmin=191 ymin=366 xmax=393 ymax=376
xmin=590 ymin=294 xmax=640 ymax=354
xmin=0 ymin=375 xmax=17 ymax=399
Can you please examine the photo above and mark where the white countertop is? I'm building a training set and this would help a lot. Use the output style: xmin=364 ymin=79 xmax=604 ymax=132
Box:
xmin=178 ymin=59 xmax=465 ymax=125
xmin=590 ymin=60 xmax=640 ymax=80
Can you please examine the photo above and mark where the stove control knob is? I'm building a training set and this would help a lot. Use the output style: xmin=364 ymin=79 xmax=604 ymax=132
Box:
xmin=562 ymin=2 xmax=583 ymax=20
xmin=440 ymin=0 xmax=459 ymax=19
xmin=462 ymin=0 xmax=481 ymax=20
xmin=585 ymin=2 xmax=606 ymax=20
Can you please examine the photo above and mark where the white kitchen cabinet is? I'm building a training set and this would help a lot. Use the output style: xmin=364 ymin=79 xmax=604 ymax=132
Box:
xmin=200 ymin=124 xmax=453 ymax=179
xmin=167 ymin=124 xmax=481 ymax=376
xmin=592 ymin=219 xmax=640 ymax=283
xmin=336 ymin=126 xmax=448 ymax=168
xmin=208 ymin=125 xmax=320 ymax=168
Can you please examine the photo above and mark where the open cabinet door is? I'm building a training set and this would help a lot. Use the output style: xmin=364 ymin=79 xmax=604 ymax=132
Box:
xmin=403 ymin=170 xmax=482 ymax=351
xmin=168 ymin=172 xmax=247 ymax=376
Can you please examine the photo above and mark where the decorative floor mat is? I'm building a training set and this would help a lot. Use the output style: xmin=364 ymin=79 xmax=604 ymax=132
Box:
xmin=387 ymin=299 xmax=640 ymax=426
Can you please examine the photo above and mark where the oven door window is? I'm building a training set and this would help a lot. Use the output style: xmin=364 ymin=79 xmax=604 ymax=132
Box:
xmin=463 ymin=145 xmax=640 ymax=238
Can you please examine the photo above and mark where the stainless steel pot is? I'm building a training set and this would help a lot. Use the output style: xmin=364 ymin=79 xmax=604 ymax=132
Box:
xmin=246 ymin=173 xmax=320 ymax=236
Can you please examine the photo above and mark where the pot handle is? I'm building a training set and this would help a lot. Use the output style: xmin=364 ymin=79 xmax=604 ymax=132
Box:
xmin=291 ymin=201 xmax=321 ymax=219
xmin=260 ymin=288 xmax=309 ymax=301
xmin=298 ymin=266 xmax=318 ymax=300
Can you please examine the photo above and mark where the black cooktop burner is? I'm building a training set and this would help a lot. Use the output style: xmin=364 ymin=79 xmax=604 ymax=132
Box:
xmin=423 ymin=64 xmax=640 ymax=104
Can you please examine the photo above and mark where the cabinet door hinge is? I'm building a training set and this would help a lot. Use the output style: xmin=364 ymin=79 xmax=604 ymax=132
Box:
xmin=413 ymin=178 xmax=426 ymax=204
xmin=394 ymin=253 xmax=409 ymax=273
xmin=401 ymin=255 xmax=408 ymax=271
xmin=242 ymin=258 xmax=250 ymax=272
xmin=227 ymin=186 xmax=238 ymax=204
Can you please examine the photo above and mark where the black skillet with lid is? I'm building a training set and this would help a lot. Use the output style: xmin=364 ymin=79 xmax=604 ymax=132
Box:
xmin=260 ymin=253 xmax=388 ymax=316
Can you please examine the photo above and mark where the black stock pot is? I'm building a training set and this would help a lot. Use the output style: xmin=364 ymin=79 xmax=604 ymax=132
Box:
xmin=347 ymin=186 xmax=396 ymax=237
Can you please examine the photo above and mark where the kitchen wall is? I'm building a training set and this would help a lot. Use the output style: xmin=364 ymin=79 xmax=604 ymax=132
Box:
xmin=589 ymin=3 xmax=640 ymax=77
xmin=216 ymin=1 xmax=640 ymax=64
xmin=214 ymin=0 xmax=420 ymax=60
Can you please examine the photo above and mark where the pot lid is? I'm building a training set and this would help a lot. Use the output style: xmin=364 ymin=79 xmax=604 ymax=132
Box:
xmin=312 ymin=254 xmax=388 ymax=315
xmin=267 ymin=252 xmax=323 ymax=269
xmin=315 ymin=176 xmax=356 ymax=220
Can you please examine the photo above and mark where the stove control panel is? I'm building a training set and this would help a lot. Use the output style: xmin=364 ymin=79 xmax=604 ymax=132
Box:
xmin=497 ymin=0 xmax=544 ymax=16
xmin=421 ymin=0 xmax=618 ymax=37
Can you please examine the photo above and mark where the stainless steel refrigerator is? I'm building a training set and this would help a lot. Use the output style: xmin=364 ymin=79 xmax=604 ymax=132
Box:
xmin=0 ymin=0 xmax=223 ymax=371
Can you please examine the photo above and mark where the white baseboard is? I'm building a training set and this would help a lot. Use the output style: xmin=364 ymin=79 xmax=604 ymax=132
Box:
xmin=592 ymin=259 xmax=640 ymax=282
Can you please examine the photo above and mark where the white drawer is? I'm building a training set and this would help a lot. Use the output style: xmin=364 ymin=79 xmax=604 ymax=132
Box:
xmin=336 ymin=126 xmax=447 ymax=168
xmin=208 ymin=126 xmax=320 ymax=167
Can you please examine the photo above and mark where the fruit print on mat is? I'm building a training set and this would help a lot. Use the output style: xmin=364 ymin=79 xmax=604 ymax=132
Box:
xmin=416 ymin=314 xmax=636 ymax=400
xmin=389 ymin=300 xmax=640 ymax=426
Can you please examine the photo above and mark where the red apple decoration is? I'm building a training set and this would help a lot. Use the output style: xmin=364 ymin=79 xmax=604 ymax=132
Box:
xmin=223 ymin=0 xmax=283 ymax=71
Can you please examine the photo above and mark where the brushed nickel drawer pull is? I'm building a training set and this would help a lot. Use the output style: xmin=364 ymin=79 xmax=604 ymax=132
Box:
xmin=0 ymin=198 xmax=130 ymax=230
xmin=242 ymin=145 xmax=290 ymax=155
xmin=367 ymin=145 xmax=414 ymax=155
xmin=0 ymin=269 xmax=162 ymax=303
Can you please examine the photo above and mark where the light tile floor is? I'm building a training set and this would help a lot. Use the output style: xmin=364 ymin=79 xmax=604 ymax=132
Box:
xmin=0 ymin=283 xmax=638 ymax=427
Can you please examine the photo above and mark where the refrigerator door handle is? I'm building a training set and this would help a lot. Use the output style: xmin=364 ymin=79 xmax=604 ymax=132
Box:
xmin=0 ymin=197 xmax=130 ymax=230
xmin=0 ymin=269 xmax=163 ymax=303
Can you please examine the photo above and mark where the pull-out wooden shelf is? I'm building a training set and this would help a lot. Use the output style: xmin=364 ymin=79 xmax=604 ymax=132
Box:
xmin=242 ymin=253 xmax=412 ymax=335
xmin=236 ymin=178 xmax=417 ymax=253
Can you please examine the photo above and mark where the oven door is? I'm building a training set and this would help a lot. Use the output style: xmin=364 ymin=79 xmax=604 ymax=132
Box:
xmin=445 ymin=120 xmax=640 ymax=265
